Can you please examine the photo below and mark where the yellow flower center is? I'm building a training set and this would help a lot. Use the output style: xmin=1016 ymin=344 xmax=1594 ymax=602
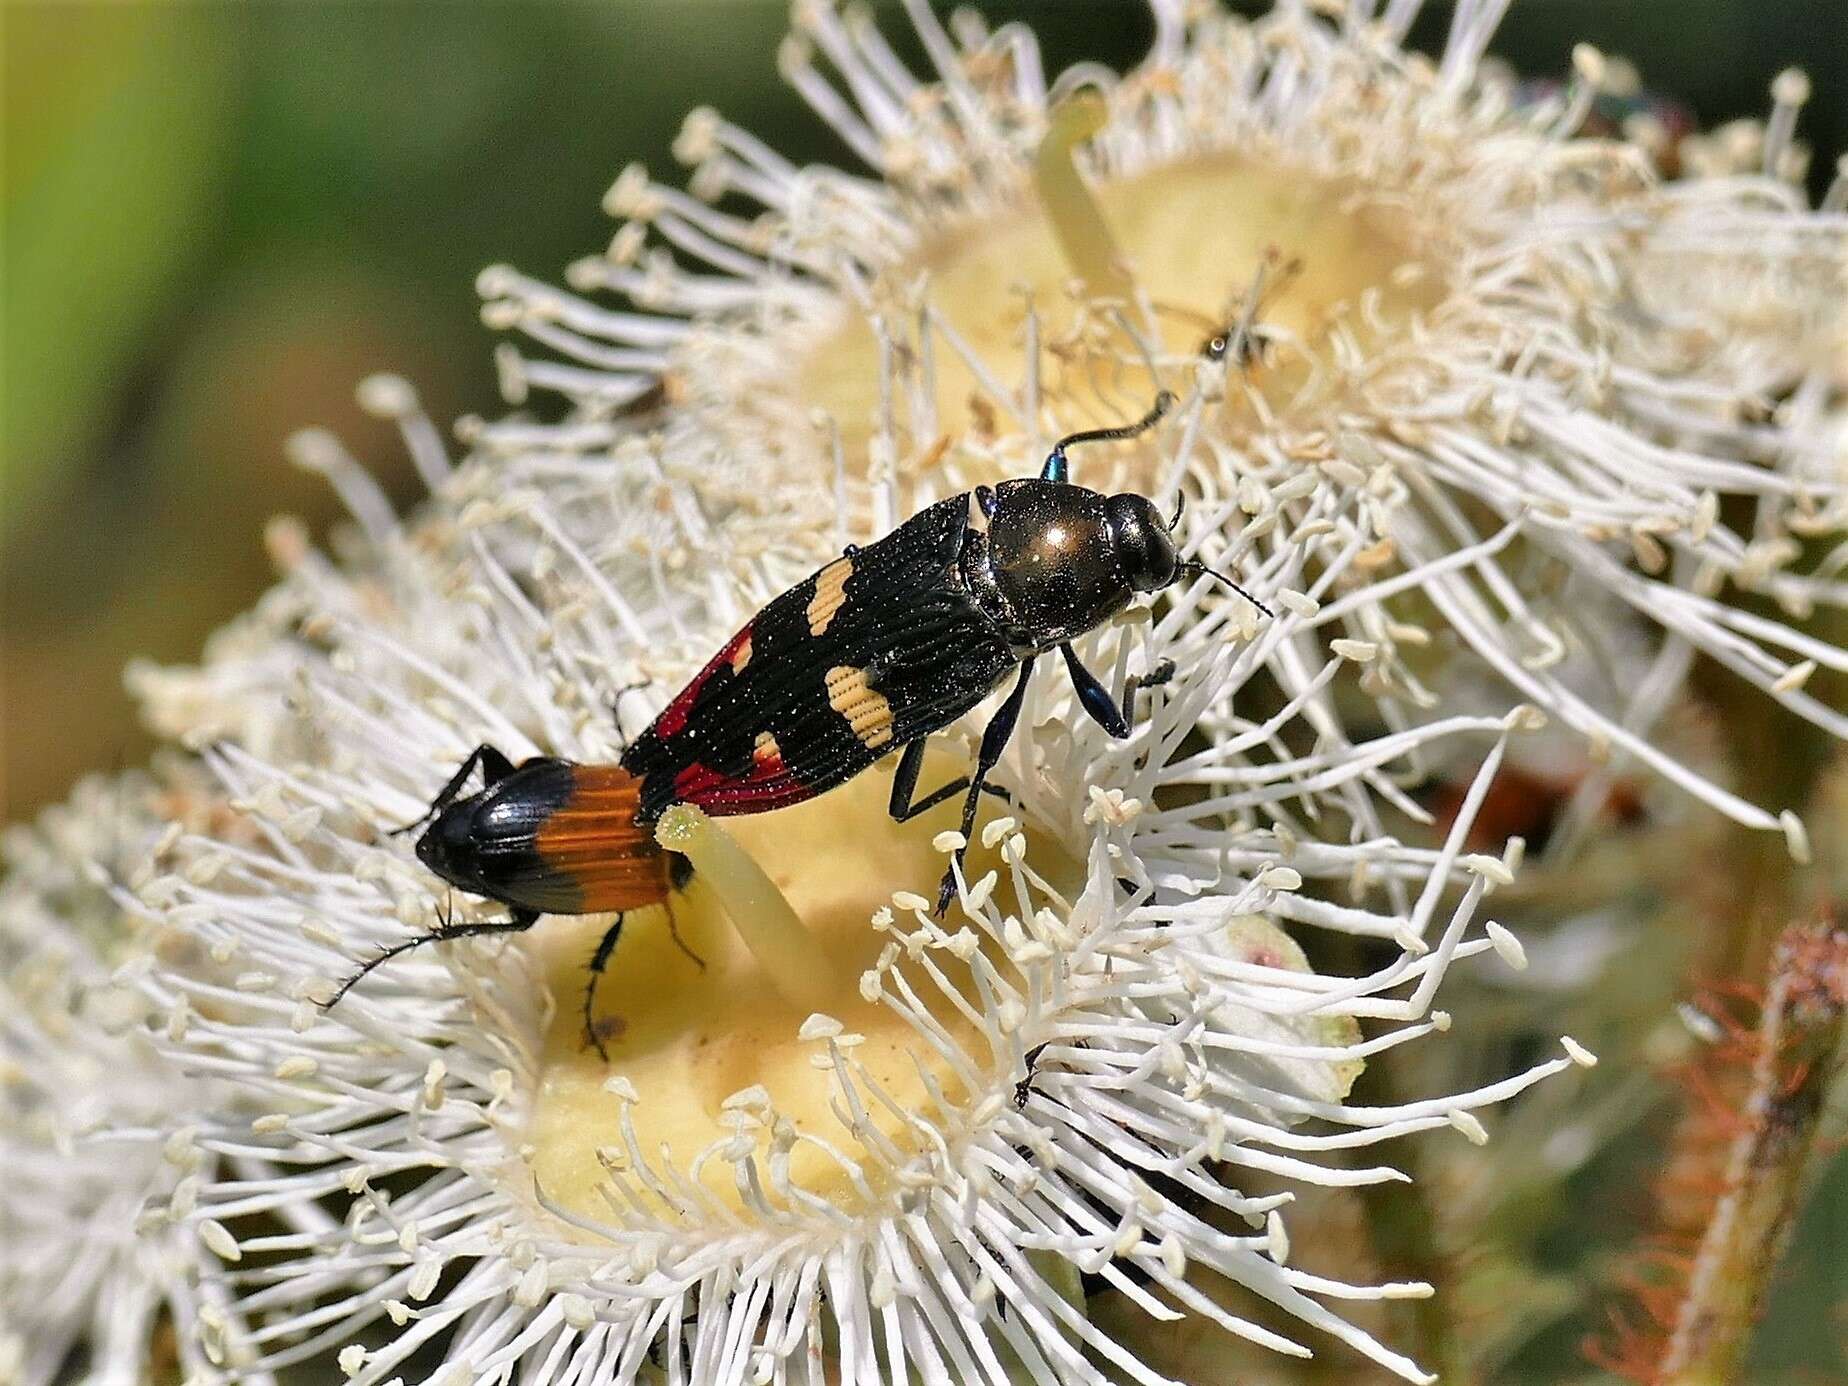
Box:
xmin=802 ymin=144 xmax=1439 ymax=469
xmin=525 ymin=752 xmax=1077 ymax=1223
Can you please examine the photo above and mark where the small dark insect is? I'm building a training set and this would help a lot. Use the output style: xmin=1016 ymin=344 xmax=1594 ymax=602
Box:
xmin=1014 ymin=1041 xmax=1051 ymax=1110
xmin=325 ymin=746 xmax=698 ymax=1058
xmin=621 ymin=388 xmax=1270 ymax=913
xmin=1201 ymin=252 xmax=1300 ymax=369
xmin=349 ymin=390 xmax=1267 ymax=1045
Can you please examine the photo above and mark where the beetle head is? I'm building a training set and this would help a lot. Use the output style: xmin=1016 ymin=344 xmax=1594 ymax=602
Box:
xmin=1103 ymin=492 xmax=1181 ymax=594
xmin=415 ymin=805 xmax=475 ymax=884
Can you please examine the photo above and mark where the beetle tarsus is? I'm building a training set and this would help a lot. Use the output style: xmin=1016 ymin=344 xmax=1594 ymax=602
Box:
xmin=662 ymin=898 xmax=704 ymax=972
xmin=1014 ymin=1042 xmax=1051 ymax=1110
xmin=1122 ymin=657 xmax=1176 ymax=728
xmin=609 ymin=681 xmax=653 ymax=751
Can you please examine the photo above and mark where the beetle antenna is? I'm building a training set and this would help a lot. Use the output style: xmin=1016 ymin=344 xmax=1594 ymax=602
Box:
xmin=1056 ymin=391 xmax=1175 ymax=452
xmin=1168 ymin=489 xmax=1186 ymax=530
xmin=1042 ymin=391 xmax=1176 ymax=482
xmin=1181 ymin=560 xmax=1272 ymax=617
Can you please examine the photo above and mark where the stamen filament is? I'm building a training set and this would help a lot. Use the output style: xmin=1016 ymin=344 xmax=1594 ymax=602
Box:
xmin=1033 ymin=93 xmax=1134 ymax=305
xmin=653 ymin=804 xmax=842 ymax=1010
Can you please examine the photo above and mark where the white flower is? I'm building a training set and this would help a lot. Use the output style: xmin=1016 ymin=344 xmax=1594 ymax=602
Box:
xmin=0 ymin=773 xmax=267 ymax=1386
xmin=116 ymin=345 xmax=1590 ymax=1386
xmin=484 ymin=0 xmax=1845 ymax=848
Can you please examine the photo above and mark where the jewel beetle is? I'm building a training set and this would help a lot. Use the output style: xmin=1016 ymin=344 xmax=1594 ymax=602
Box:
xmin=619 ymin=388 xmax=1268 ymax=911
xmin=344 ymin=389 xmax=1265 ymax=1042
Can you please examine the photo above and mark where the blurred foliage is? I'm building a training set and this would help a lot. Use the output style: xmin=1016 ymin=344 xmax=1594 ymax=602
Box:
xmin=3 ymin=0 xmax=813 ymax=814
xmin=2 ymin=5 xmax=1845 ymax=1383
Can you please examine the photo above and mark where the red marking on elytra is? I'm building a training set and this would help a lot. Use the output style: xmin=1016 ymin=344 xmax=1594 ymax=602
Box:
xmin=672 ymin=756 xmax=811 ymax=815
xmin=654 ymin=622 xmax=754 ymax=739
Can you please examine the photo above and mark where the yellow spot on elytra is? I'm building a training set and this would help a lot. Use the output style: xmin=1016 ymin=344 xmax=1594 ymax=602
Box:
xmin=730 ymin=634 xmax=753 ymax=672
xmin=753 ymin=730 xmax=781 ymax=766
xmin=825 ymin=665 xmax=893 ymax=750
xmin=807 ymin=557 xmax=853 ymax=636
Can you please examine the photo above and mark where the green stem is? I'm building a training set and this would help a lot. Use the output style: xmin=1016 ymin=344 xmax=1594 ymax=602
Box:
xmin=1657 ymin=923 xmax=1848 ymax=1385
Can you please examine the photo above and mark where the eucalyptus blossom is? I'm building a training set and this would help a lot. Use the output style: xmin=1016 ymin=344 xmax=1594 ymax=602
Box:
xmin=0 ymin=773 xmax=268 ymax=1386
xmin=485 ymin=0 xmax=1845 ymax=853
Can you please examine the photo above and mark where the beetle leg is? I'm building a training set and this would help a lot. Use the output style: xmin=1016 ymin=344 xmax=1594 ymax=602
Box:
xmin=1014 ymin=1041 xmax=1050 ymax=1110
xmin=890 ymin=743 xmax=1012 ymax=824
xmin=323 ymin=905 xmax=540 ymax=1010
xmin=1121 ymin=657 xmax=1176 ymax=729
xmin=662 ymin=896 xmax=704 ymax=971
xmin=903 ymin=781 xmax=1013 ymax=820
xmin=1063 ymin=647 xmax=1176 ymax=738
xmin=1060 ymin=644 xmax=1130 ymax=739
xmin=889 ymin=739 xmax=974 ymax=822
xmin=936 ymin=661 xmax=1033 ymax=915
xmin=888 ymin=739 xmax=930 ymax=818
xmin=390 ymin=743 xmax=516 ymax=837
xmin=907 ymin=782 xmax=1017 ymax=819
xmin=582 ymin=913 xmax=625 ymax=1060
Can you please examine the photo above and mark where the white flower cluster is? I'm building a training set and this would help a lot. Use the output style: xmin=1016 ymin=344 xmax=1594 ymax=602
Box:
xmin=490 ymin=0 xmax=1845 ymax=837
xmin=0 ymin=774 xmax=268 ymax=1386
xmin=108 ymin=355 xmax=1580 ymax=1386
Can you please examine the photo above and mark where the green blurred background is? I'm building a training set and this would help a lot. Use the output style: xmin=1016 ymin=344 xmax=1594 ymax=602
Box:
xmin=3 ymin=0 xmax=1843 ymax=818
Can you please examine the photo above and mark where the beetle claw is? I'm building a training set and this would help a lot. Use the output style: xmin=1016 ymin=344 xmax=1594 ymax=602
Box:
xmin=934 ymin=865 xmax=959 ymax=917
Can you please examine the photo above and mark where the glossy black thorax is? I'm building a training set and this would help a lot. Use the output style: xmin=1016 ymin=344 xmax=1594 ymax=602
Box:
xmin=962 ymin=479 xmax=1138 ymax=655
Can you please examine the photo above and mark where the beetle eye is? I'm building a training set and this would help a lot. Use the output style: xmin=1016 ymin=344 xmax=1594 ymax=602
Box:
xmin=1104 ymin=494 xmax=1179 ymax=593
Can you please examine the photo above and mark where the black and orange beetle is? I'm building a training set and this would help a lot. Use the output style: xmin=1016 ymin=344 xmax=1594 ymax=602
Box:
xmin=338 ymin=390 xmax=1266 ymax=1044
xmin=326 ymin=746 xmax=695 ymax=1058
xmin=620 ymin=388 xmax=1267 ymax=911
